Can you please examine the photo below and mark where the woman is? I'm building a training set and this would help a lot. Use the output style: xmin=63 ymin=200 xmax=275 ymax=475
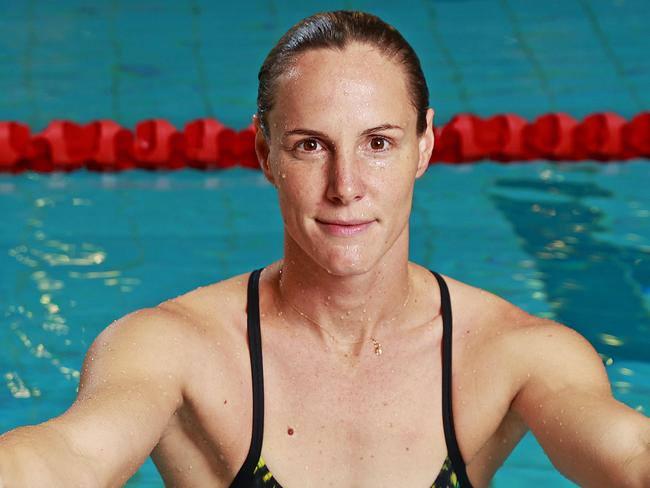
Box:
xmin=1 ymin=11 xmax=648 ymax=488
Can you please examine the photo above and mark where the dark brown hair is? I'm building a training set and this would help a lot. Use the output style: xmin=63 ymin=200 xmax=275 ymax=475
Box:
xmin=257 ymin=11 xmax=429 ymax=138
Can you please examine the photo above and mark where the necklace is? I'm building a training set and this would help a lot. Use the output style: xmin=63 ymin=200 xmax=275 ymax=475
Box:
xmin=279 ymin=272 xmax=411 ymax=357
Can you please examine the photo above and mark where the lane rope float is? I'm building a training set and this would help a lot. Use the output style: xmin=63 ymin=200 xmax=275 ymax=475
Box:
xmin=0 ymin=112 xmax=648 ymax=172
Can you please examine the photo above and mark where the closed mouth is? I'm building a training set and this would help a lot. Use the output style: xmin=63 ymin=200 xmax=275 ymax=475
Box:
xmin=315 ymin=218 xmax=375 ymax=236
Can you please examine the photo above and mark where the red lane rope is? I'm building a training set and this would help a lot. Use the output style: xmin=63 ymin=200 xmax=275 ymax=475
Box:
xmin=1 ymin=112 xmax=648 ymax=172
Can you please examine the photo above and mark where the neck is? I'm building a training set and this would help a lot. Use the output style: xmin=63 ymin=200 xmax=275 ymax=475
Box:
xmin=276 ymin=230 xmax=412 ymax=354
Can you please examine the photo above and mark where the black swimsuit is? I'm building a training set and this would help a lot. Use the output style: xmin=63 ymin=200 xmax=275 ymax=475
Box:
xmin=230 ymin=268 xmax=473 ymax=487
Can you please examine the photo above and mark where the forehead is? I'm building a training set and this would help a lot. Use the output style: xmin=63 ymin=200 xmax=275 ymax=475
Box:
xmin=270 ymin=43 xmax=414 ymax=134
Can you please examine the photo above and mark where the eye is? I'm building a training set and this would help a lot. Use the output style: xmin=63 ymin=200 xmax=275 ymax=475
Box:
xmin=296 ymin=138 xmax=322 ymax=152
xmin=369 ymin=137 xmax=390 ymax=151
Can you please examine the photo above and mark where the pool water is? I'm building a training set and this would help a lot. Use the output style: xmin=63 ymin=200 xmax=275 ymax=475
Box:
xmin=1 ymin=0 xmax=648 ymax=130
xmin=2 ymin=0 xmax=649 ymax=485
xmin=1 ymin=161 xmax=649 ymax=486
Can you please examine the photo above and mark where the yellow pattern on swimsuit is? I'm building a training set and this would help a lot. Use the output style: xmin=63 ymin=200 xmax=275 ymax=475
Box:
xmin=250 ymin=455 xmax=463 ymax=488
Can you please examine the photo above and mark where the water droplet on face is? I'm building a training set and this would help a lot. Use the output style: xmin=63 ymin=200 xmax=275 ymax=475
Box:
xmin=369 ymin=159 xmax=388 ymax=169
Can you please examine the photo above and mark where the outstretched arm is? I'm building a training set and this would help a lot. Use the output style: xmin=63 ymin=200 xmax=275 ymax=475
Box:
xmin=510 ymin=319 xmax=650 ymax=488
xmin=0 ymin=307 xmax=189 ymax=487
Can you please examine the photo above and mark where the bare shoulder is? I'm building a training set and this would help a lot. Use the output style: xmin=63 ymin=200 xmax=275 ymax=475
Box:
xmin=155 ymin=271 xmax=251 ymax=332
xmin=79 ymin=270 xmax=253 ymax=397
xmin=431 ymin=270 xmax=534 ymax=336
xmin=15 ymin=285 xmax=245 ymax=487
xmin=440 ymin=271 xmax=594 ymax=346
xmin=444 ymin=282 xmax=650 ymax=487
xmin=32 ymin=273 xmax=255 ymax=486
xmin=433 ymin=270 xmax=609 ymax=400
xmin=71 ymin=305 xmax=190 ymax=412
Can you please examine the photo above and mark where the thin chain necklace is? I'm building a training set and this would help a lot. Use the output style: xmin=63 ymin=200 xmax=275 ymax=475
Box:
xmin=279 ymin=272 xmax=411 ymax=357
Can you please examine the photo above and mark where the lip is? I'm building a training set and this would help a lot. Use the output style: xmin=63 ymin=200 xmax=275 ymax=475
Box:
xmin=316 ymin=218 xmax=375 ymax=237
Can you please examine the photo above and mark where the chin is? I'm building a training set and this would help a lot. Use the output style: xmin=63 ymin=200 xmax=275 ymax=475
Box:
xmin=315 ymin=245 xmax=377 ymax=276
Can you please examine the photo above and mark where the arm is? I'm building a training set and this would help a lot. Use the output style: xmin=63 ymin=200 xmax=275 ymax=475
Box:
xmin=0 ymin=307 xmax=188 ymax=488
xmin=510 ymin=319 xmax=650 ymax=488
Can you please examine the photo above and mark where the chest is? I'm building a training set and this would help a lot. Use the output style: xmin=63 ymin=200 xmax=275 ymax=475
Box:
xmin=158 ymin=316 xmax=520 ymax=487
xmin=257 ymin=341 xmax=447 ymax=486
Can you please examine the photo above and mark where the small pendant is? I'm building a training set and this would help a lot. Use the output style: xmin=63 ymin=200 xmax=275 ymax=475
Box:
xmin=370 ymin=338 xmax=383 ymax=356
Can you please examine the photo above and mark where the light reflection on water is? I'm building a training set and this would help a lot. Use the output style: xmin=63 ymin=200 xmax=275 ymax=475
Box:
xmin=0 ymin=163 xmax=648 ymax=487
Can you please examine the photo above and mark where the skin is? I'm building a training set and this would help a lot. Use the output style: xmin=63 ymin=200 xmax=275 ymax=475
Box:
xmin=1 ymin=42 xmax=649 ymax=488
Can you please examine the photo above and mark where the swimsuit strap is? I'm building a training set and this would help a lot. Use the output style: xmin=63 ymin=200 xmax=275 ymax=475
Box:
xmin=430 ymin=270 xmax=472 ymax=487
xmin=232 ymin=268 xmax=472 ymax=487
xmin=230 ymin=268 xmax=265 ymax=487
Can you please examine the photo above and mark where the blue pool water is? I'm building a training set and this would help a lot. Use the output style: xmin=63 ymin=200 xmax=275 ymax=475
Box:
xmin=1 ymin=0 xmax=649 ymax=486
xmin=1 ymin=162 xmax=649 ymax=486
xmin=1 ymin=0 xmax=648 ymax=130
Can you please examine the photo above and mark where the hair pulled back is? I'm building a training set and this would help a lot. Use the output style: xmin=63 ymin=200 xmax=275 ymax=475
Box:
xmin=257 ymin=11 xmax=429 ymax=138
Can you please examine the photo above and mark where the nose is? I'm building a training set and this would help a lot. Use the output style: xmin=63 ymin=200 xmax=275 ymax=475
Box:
xmin=326 ymin=149 xmax=366 ymax=205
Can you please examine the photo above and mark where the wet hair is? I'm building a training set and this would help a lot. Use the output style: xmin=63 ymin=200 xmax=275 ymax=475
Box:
xmin=257 ymin=10 xmax=429 ymax=138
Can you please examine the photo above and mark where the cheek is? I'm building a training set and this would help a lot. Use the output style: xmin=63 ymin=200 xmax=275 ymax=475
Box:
xmin=276 ymin=173 xmax=319 ymax=221
xmin=274 ymin=155 xmax=326 ymax=201
xmin=370 ymin=161 xmax=417 ymax=207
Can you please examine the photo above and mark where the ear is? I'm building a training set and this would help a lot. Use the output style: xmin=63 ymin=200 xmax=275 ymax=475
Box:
xmin=415 ymin=108 xmax=435 ymax=179
xmin=253 ymin=114 xmax=276 ymax=186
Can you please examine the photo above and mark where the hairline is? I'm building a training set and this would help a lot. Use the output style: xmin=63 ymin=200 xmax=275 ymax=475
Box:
xmin=259 ymin=42 xmax=417 ymax=140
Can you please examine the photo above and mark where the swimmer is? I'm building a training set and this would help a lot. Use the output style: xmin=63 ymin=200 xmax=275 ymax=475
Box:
xmin=1 ymin=10 xmax=648 ymax=488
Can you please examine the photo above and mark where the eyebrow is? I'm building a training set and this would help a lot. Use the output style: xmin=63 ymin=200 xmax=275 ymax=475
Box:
xmin=281 ymin=124 xmax=404 ymax=142
xmin=360 ymin=124 xmax=404 ymax=136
